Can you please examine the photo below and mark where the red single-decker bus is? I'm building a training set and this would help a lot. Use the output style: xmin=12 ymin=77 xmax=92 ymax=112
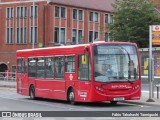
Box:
xmin=16 ymin=41 xmax=141 ymax=104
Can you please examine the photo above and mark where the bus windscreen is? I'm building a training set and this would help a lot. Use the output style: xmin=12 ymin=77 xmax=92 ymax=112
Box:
xmin=93 ymin=44 xmax=139 ymax=83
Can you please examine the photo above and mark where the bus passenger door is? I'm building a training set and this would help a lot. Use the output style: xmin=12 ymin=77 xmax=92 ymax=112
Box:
xmin=77 ymin=54 xmax=91 ymax=101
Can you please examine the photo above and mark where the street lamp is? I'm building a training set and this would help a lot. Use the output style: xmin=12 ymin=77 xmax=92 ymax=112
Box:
xmin=32 ymin=0 xmax=35 ymax=49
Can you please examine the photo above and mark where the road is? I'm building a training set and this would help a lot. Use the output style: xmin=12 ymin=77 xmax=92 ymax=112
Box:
xmin=0 ymin=86 xmax=160 ymax=111
xmin=0 ymin=88 xmax=153 ymax=111
xmin=0 ymin=84 xmax=160 ymax=119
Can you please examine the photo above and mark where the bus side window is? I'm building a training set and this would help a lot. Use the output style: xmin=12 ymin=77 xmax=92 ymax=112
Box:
xmin=65 ymin=56 xmax=75 ymax=72
xmin=17 ymin=59 xmax=22 ymax=73
xmin=28 ymin=58 xmax=37 ymax=78
xmin=46 ymin=57 xmax=54 ymax=78
xmin=17 ymin=58 xmax=25 ymax=73
xmin=78 ymin=54 xmax=91 ymax=81
xmin=55 ymin=56 xmax=64 ymax=79
xmin=37 ymin=57 xmax=45 ymax=78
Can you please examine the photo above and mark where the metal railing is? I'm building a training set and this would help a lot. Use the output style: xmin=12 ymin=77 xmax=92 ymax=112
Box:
xmin=0 ymin=72 xmax=16 ymax=81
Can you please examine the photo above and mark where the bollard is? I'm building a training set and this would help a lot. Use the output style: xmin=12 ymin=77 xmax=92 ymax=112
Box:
xmin=157 ymin=87 xmax=159 ymax=99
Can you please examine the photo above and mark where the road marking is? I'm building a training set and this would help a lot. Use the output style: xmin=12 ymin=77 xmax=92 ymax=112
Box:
xmin=120 ymin=102 xmax=150 ymax=108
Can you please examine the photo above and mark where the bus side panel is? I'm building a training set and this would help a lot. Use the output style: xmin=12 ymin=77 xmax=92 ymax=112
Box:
xmin=34 ymin=79 xmax=66 ymax=100
xmin=34 ymin=79 xmax=51 ymax=98
xmin=17 ymin=74 xmax=29 ymax=96
xmin=52 ymin=80 xmax=66 ymax=100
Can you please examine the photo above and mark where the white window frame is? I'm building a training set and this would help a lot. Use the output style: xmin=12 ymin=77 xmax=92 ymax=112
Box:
xmin=30 ymin=5 xmax=38 ymax=17
xmin=6 ymin=7 xmax=14 ymax=19
xmin=30 ymin=26 xmax=38 ymax=44
xmin=89 ymin=11 xmax=99 ymax=22
xmin=54 ymin=27 xmax=66 ymax=44
xmin=54 ymin=6 xmax=66 ymax=19
xmin=6 ymin=27 xmax=14 ymax=44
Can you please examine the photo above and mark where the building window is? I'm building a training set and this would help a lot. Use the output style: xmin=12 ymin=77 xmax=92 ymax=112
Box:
xmin=24 ymin=7 xmax=27 ymax=17
xmin=89 ymin=31 xmax=93 ymax=43
xmin=110 ymin=15 xmax=113 ymax=24
xmin=55 ymin=6 xmax=66 ymax=18
xmin=16 ymin=7 xmax=27 ymax=18
xmin=72 ymin=29 xmax=83 ymax=44
xmin=95 ymin=12 xmax=98 ymax=22
xmin=16 ymin=27 xmax=27 ymax=44
xmin=105 ymin=32 xmax=109 ymax=42
xmin=54 ymin=27 xmax=59 ymax=43
xmin=31 ymin=5 xmax=38 ymax=17
xmin=72 ymin=29 xmax=77 ymax=44
xmin=105 ymin=32 xmax=112 ymax=42
xmin=6 ymin=7 xmax=14 ymax=19
xmin=31 ymin=27 xmax=37 ymax=44
xmin=94 ymin=32 xmax=98 ymax=40
xmin=78 ymin=30 xmax=83 ymax=44
xmin=73 ymin=9 xmax=83 ymax=20
xmin=105 ymin=14 xmax=109 ymax=23
xmin=73 ymin=9 xmax=77 ymax=20
xmin=54 ymin=27 xmax=65 ymax=44
xmin=23 ymin=28 xmax=27 ymax=43
xmin=89 ymin=31 xmax=98 ymax=42
xmin=61 ymin=28 xmax=65 ymax=44
xmin=17 ymin=28 xmax=20 ymax=43
xmin=55 ymin=6 xmax=59 ymax=17
xmin=6 ymin=28 xmax=13 ymax=44
xmin=79 ymin=10 xmax=83 ymax=20
xmin=89 ymin=11 xmax=99 ymax=22
xmin=61 ymin=7 xmax=66 ymax=18
xmin=89 ymin=12 xmax=93 ymax=21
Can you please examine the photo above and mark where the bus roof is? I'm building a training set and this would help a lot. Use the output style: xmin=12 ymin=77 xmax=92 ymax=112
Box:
xmin=16 ymin=41 xmax=136 ymax=53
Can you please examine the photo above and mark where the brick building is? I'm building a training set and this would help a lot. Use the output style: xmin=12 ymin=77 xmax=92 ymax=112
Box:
xmin=0 ymin=0 xmax=115 ymax=72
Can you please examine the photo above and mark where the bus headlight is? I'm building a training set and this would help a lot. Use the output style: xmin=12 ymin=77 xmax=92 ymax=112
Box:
xmin=95 ymin=86 xmax=104 ymax=93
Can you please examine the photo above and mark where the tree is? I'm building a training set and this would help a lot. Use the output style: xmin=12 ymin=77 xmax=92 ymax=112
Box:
xmin=109 ymin=0 xmax=160 ymax=48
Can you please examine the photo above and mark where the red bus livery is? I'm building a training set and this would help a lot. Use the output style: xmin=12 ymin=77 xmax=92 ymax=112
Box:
xmin=16 ymin=41 xmax=141 ymax=104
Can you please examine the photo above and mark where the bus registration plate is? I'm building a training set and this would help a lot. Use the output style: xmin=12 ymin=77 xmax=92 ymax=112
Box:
xmin=113 ymin=97 xmax=124 ymax=101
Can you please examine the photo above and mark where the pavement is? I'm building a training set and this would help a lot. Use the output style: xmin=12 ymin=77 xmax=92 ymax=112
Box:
xmin=0 ymin=79 xmax=160 ymax=106
xmin=0 ymin=79 xmax=16 ymax=88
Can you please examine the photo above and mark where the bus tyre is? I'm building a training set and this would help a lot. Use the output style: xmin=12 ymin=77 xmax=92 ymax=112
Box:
xmin=110 ymin=101 xmax=118 ymax=105
xmin=30 ymin=86 xmax=36 ymax=100
xmin=68 ymin=88 xmax=76 ymax=105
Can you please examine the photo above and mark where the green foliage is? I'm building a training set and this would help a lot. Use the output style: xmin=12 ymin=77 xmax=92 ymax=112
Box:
xmin=109 ymin=0 xmax=160 ymax=48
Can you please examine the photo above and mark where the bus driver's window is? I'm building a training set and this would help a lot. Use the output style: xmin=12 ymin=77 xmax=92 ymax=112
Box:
xmin=78 ymin=54 xmax=91 ymax=81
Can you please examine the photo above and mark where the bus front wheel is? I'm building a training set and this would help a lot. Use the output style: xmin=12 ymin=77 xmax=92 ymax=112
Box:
xmin=30 ymin=85 xmax=36 ymax=100
xmin=68 ymin=88 xmax=76 ymax=105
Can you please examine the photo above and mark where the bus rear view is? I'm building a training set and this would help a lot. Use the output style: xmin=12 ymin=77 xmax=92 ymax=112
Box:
xmin=92 ymin=43 xmax=141 ymax=104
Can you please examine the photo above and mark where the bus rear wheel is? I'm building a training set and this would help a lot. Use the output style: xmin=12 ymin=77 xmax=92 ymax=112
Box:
xmin=30 ymin=86 xmax=36 ymax=100
xmin=68 ymin=88 xmax=76 ymax=105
